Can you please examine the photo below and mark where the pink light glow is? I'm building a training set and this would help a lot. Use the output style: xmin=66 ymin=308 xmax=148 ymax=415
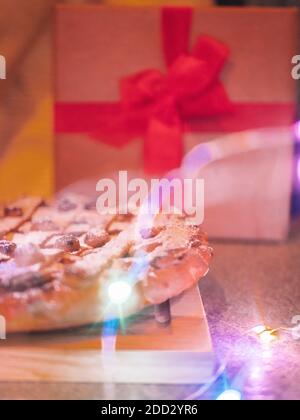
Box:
xmin=297 ymin=158 xmax=300 ymax=183
xmin=294 ymin=121 xmax=300 ymax=142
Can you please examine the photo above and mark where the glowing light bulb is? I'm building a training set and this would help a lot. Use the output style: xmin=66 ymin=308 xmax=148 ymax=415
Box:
xmin=251 ymin=325 xmax=278 ymax=344
xmin=259 ymin=330 xmax=277 ymax=344
xmin=108 ymin=280 xmax=132 ymax=305
xmin=217 ymin=389 xmax=242 ymax=401
xmin=252 ymin=325 xmax=267 ymax=335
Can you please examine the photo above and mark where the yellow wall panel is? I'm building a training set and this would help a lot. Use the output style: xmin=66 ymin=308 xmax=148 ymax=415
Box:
xmin=0 ymin=97 xmax=53 ymax=201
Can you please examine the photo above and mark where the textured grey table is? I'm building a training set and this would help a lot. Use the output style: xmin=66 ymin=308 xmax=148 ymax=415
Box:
xmin=1 ymin=227 xmax=300 ymax=400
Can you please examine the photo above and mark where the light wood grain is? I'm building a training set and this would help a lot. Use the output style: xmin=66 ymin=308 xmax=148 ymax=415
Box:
xmin=0 ymin=286 xmax=213 ymax=384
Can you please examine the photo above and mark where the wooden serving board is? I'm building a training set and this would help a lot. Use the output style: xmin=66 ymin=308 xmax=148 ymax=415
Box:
xmin=0 ymin=285 xmax=214 ymax=384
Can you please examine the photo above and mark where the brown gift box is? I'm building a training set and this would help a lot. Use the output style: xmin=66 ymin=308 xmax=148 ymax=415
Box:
xmin=55 ymin=6 xmax=298 ymax=240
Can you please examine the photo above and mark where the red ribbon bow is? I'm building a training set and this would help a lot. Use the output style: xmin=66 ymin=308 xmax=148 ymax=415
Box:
xmin=92 ymin=33 xmax=232 ymax=174
xmin=55 ymin=7 xmax=295 ymax=175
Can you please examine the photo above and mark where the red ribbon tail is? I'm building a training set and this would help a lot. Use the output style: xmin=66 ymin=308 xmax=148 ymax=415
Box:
xmin=144 ymin=117 xmax=184 ymax=174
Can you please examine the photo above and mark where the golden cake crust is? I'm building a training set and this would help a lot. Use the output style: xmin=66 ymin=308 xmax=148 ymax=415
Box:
xmin=0 ymin=195 xmax=212 ymax=333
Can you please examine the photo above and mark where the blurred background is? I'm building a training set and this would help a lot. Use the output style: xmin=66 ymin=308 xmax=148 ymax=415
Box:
xmin=0 ymin=0 xmax=298 ymax=206
xmin=0 ymin=0 xmax=300 ymax=400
